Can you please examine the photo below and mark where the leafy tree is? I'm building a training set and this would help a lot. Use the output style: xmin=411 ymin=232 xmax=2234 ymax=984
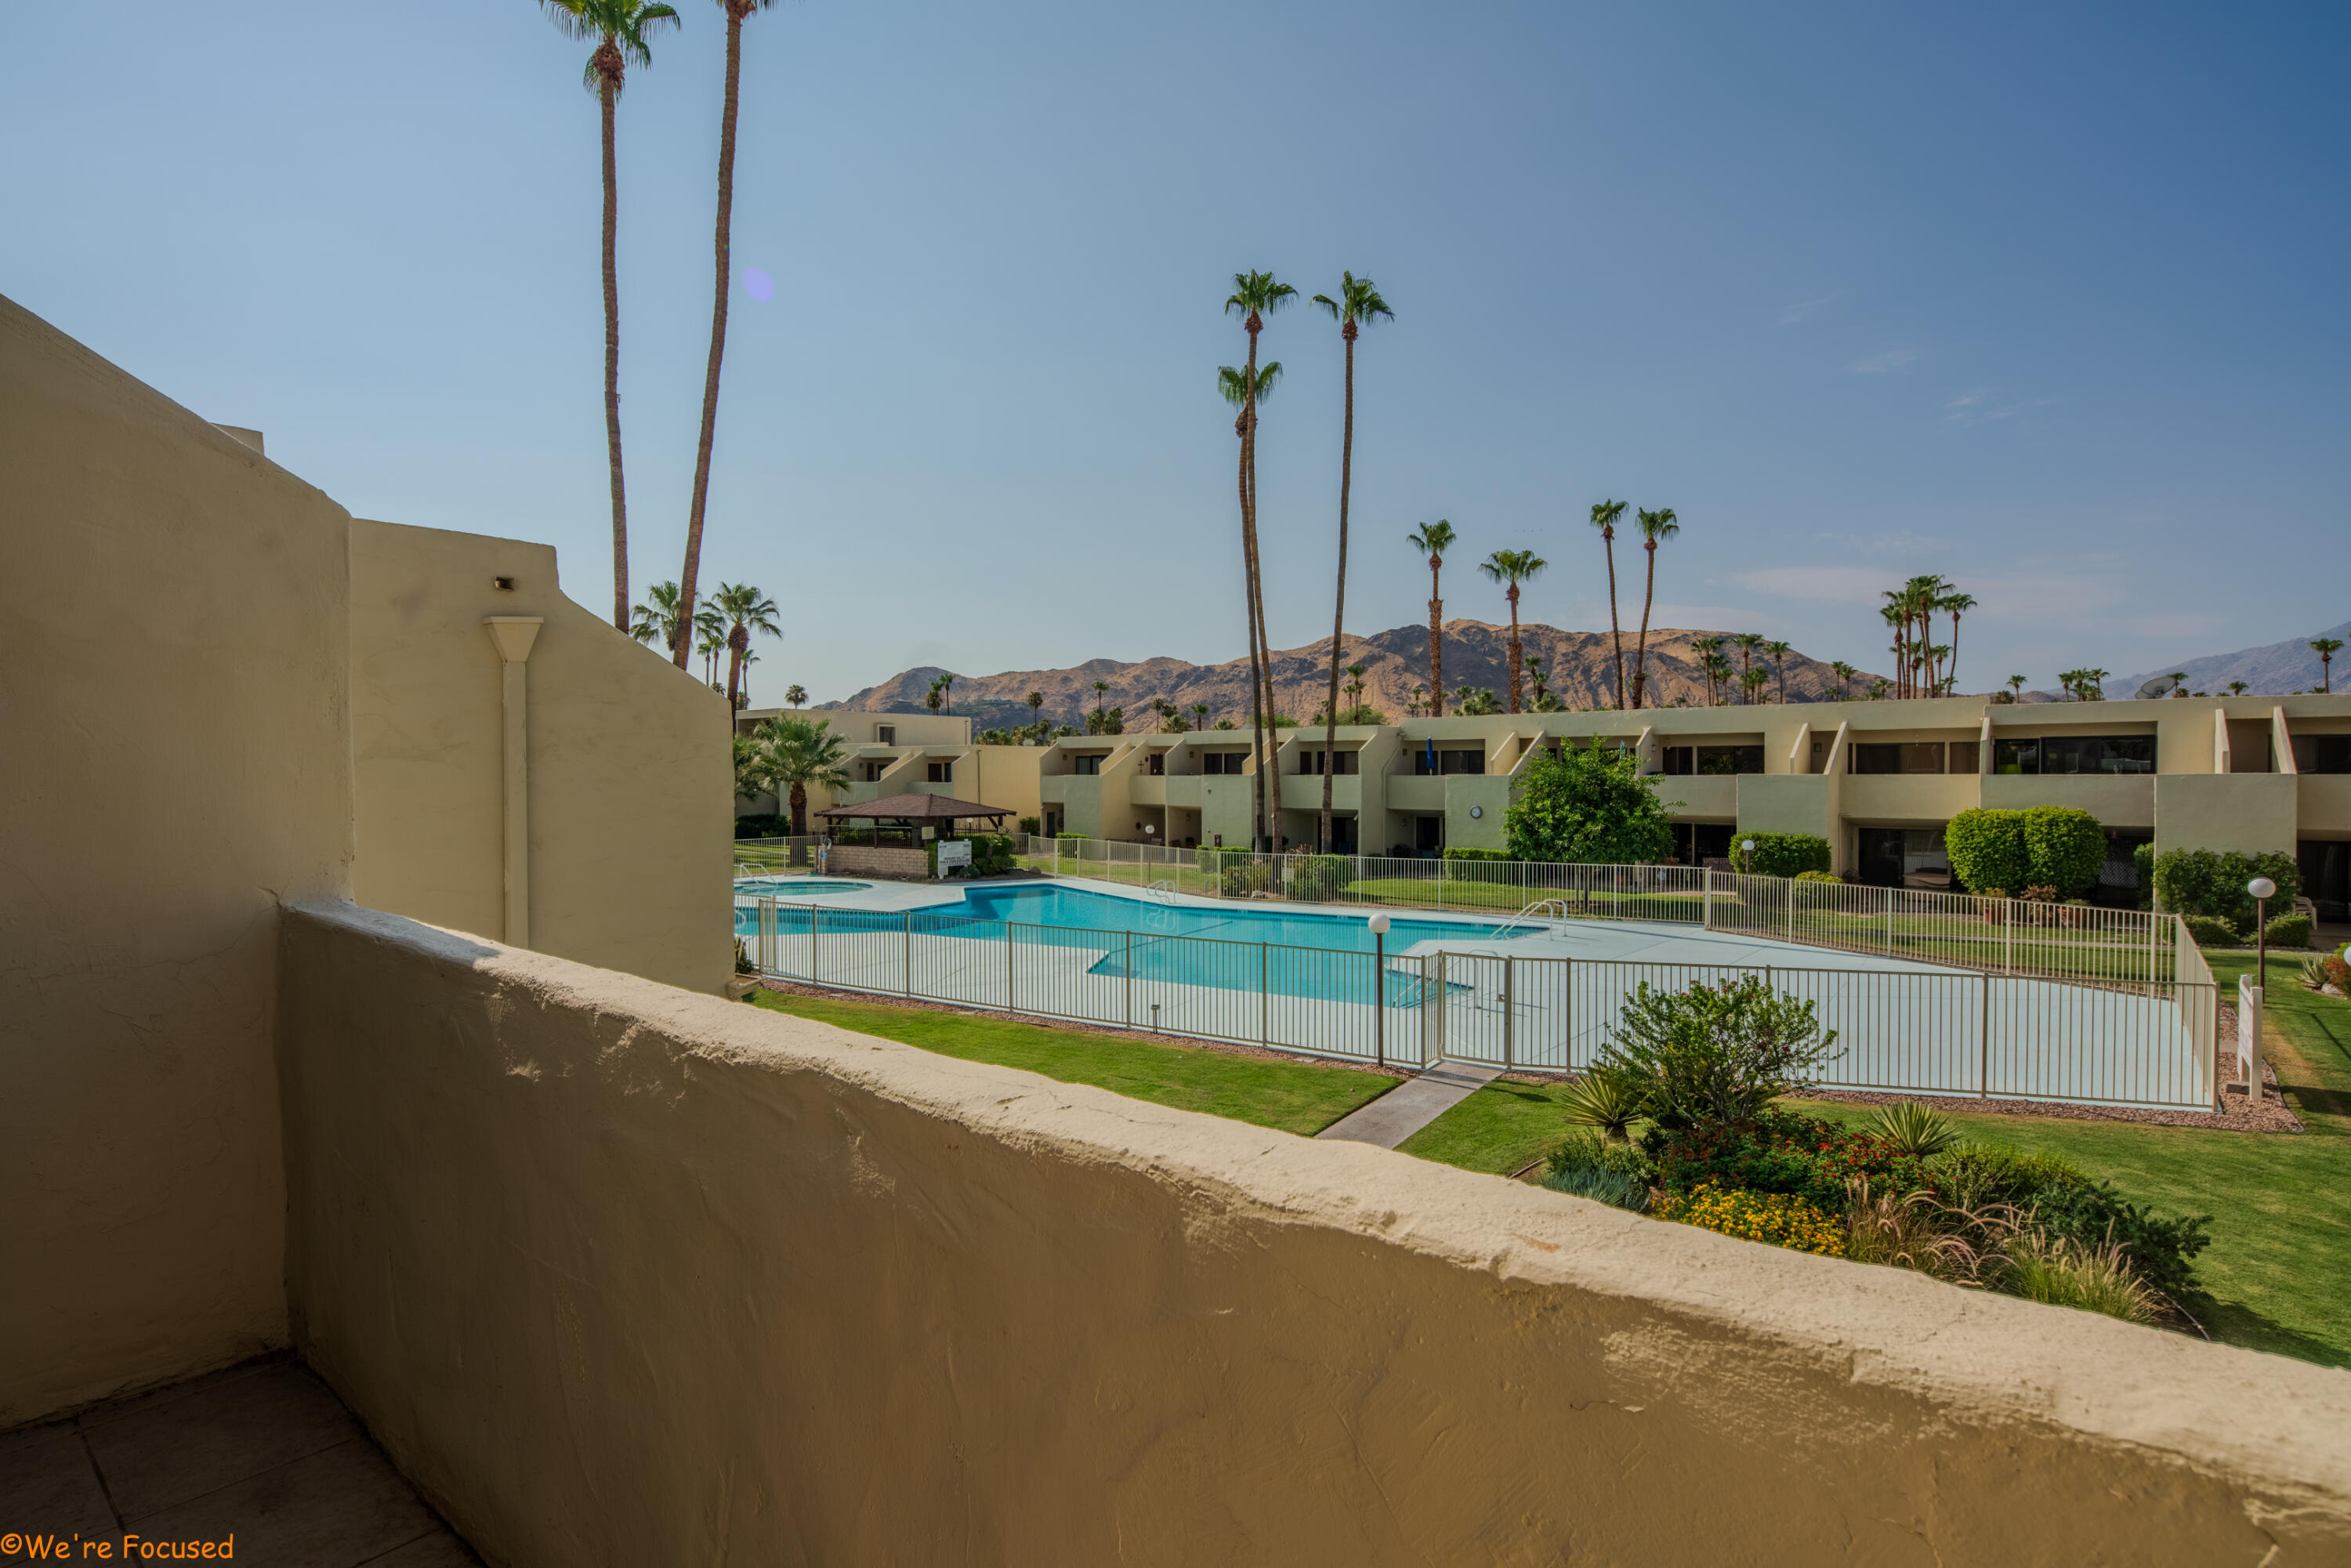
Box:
xmin=1943 ymin=807 xmax=2104 ymax=896
xmin=1310 ymin=272 xmax=1393 ymax=853
xmin=1730 ymin=833 xmax=1830 ymax=878
xmin=538 ymin=0 xmax=679 ymax=630
xmin=752 ymin=715 xmax=849 ymax=835
xmin=674 ymin=0 xmax=784 ymax=669
xmin=731 ymin=730 xmax=771 ymax=801
xmin=1504 ymin=741 xmax=1677 ymax=864
xmin=2152 ymin=849 xmax=2302 ymax=932
xmin=1589 ymin=976 xmax=1841 ymax=1131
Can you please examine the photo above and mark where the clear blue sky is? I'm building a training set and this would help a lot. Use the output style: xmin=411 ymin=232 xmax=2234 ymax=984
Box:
xmin=7 ymin=1 xmax=2345 ymax=703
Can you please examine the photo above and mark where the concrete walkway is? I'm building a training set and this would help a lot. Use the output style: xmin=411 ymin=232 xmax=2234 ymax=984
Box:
xmin=1316 ymin=1060 xmax=1502 ymax=1149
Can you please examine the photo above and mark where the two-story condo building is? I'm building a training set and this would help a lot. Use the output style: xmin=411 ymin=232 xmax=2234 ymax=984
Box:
xmin=1034 ymin=694 xmax=2351 ymax=915
xmin=734 ymin=707 xmax=1043 ymax=831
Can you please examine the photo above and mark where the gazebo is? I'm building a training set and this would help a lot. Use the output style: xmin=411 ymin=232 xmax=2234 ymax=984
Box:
xmin=816 ymin=793 xmax=1013 ymax=844
xmin=814 ymin=795 xmax=1013 ymax=878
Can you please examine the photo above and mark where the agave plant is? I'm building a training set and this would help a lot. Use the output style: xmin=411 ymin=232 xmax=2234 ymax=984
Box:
xmin=1866 ymin=1100 xmax=1961 ymax=1157
xmin=1559 ymin=1070 xmax=1646 ymax=1143
xmin=1541 ymin=1164 xmax=1652 ymax=1214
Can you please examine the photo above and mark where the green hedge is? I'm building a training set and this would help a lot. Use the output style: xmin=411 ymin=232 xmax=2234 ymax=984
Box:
xmin=1729 ymin=832 xmax=1831 ymax=878
xmin=2152 ymin=849 xmax=2302 ymax=932
xmin=1943 ymin=807 xmax=2103 ymax=897
xmin=1441 ymin=846 xmax=1509 ymax=862
xmin=2264 ymin=911 xmax=2314 ymax=951
xmin=734 ymin=814 xmax=788 ymax=838
xmin=2184 ymin=914 xmax=2241 ymax=947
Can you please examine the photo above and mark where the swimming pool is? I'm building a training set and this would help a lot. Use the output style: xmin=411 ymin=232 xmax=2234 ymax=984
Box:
xmin=958 ymin=883 xmax=1504 ymax=952
xmin=737 ymin=878 xmax=873 ymax=896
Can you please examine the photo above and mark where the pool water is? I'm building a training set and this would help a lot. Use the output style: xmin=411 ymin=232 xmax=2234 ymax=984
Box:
xmin=737 ymin=878 xmax=874 ymax=896
xmin=958 ymin=883 xmax=1504 ymax=952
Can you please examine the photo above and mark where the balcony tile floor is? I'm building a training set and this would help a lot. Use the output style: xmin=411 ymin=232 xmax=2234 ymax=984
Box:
xmin=1 ymin=1355 xmax=478 ymax=1566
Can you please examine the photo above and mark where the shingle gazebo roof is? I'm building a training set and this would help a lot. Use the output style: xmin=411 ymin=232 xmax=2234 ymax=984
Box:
xmin=817 ymin=793 xmax=1011 ymax=824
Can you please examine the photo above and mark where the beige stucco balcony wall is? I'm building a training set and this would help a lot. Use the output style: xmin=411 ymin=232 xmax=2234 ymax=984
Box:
xmin=2 ymin=296 xmax=353 ymax=1422
xmin=277 ymin=904 xmax=2351 ymax=1565
xmin=1656 ymin=774 xmax=1737 ymax=821
xmin=2299 ymin=777 xmax=2351 ymax=838
xmin=350 ymin=520 xmax=731 ymax=995
xmin=1981 ymin=773 xmax=2155 ymax=829
xmin=1841 ymin=773 xmax=1983 ymax=825
xmin=2156 ymin=774 xmax=2298 ymax=857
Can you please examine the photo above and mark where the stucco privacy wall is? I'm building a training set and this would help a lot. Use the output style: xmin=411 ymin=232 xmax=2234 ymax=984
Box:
xmin=0 ymin=295 xmax=352 ymax=1423
xmin=279 ymin=904 xmax=2351 ymax=1566
xmin=350 ymin=520 xmax=732 ymax=994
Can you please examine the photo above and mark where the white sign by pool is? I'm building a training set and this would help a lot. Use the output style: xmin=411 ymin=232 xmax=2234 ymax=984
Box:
xmin=936 ymin=839 xmax=971 ymax=878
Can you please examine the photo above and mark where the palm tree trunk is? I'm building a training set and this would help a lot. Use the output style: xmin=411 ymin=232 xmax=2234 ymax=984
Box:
xmin=1427 ymin=563 xmax=1445 ymax=717
xmin=1319 ymin=326 xmax=1356 ymax=853
xmin=1947 ymin=610 xmax=1962 ymax=693
xmin=674 ymin=3 xmax=747 ymax=668
xmin=1631 ymin=544 xmax=1659 ymax=708
xmin=1240 ymin=328 xmax=1270 ymax=852
xmin=789 ymin=780 xmax=806 ymax=837
xmin=1602 ymin=533 xmax=1624 ymax=708
xmin=599 ymin=71 xmax=629 ymax=632
xmin=1506 ymin=586 xmax=1523 ymax=713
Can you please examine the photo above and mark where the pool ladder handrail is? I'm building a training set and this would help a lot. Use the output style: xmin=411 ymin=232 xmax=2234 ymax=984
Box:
xmin=1144 ymin=878 xmax=1177 ymax=903
xmin=1487 ymin=898 xmax=1569 ymax=940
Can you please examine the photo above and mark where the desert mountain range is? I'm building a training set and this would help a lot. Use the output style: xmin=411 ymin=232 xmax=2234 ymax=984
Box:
xmin=820 ymin=621 xmax=1895 ymax=729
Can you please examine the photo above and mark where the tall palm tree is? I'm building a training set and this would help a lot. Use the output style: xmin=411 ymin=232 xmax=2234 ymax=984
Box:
xmin=1690 ymin=636 xmax=1724 ymax=705
xmin=712 ymin=581 xmax=781 ymax=714
xmin=936 ymin=672 xmax=956 ymax=713
xmin=629 ymin=580 xmax=685 ymax=648
xmin=1830 ymin=659 xmax=1858 ymax=700
xmin=1731 ymin=632 xmax=1765 ymax=704
xmin=1705 ymin=654 xmax=1733 ymax=707
xmin=673 ymin=0 xmax=782 ymax=669
xmin=2313 ymin=638 xmax=2344 ymax=693
xmin=1879 ymin=600 xmax=1910 ymax=698
xmin=539 ymin=0 xmax=679 ymax=632
xmin=1092 ymin=679 xmax=1109 ymax=719
xmin=1191 ymin=701 xmax=1209 ymax=730
xmin=1027 ymin=690 xmax=1046 ymax=732
xmin=1405 ymin=520 xmax=1458 ymax=718
xmin=784 ymin=683 xmax=808 ymax=708
xmin=1628 ymin=507 xmax=1679 ymax=708
xmin=1225 ymin=270 xmax=1296 ymax=849
xmin=1588 ymin=499 xmax=1629 ymax=708
xmin=1477 ymin=549 xmax=1548 ymax=712
xmin=753 ymin=715 xmax=849 ymax=835
xmin=1762 ymin=639 xmax=1792 ymax=703
xmin=1940 ymin=591 xmax=1976 ymax=693
xmin=694 ymin=609 xmax=726 ymax=686
xmin=2005 ymin=675 xmax=2026 ymax=702
xmin=2226 ymin=680 xmax=2248 ymax=696
xmin=1740 ymin=668 xmax=1771 ymax=704
xmin=1310 ymin=273 xmax=1393 ymax=853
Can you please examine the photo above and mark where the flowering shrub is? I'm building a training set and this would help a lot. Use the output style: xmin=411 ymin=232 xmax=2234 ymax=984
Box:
xmin=1651 ymin=1109 xmax=1933 ymax=1212
xmin=1659 ymin=1182 xmax=1846 ymax=1257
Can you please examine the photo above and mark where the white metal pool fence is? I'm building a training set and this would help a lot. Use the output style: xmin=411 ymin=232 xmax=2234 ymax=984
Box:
xmin=738 ymin=895 xmax=2223 ymax=1112
xmin=1021 ymin=836 xmax=2198 ymax=995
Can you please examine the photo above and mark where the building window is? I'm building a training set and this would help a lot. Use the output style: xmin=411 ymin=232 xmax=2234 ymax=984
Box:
xmin=1992 ymin=738 xmax=2038 ymax=775
xmin=860 ymin=761 xmax=888 ymax=783
xmin=1201 ymin=751 xmax=1248 ymax=776
xmin=2040 ymin=734 xmax=2157 ymax=775
xmin=1410 ymin=747 xmax=1486 ymax=776
xmin=2292 ymin=735 xmax=2351 ymax=774
xmin=1662 ymin=744 xmax=1764 ymax=776
xmin=1849 ymin=742 xmax=1955 ymax=775
xmin=1297 ymin=750 xmax=1359 ymax=775
xmin=926 ymin=760 xmax=952 ymax=784
xmin=1071 ymin=754 xmax=1103 ymax=777
xmin=1148 ymin=752 xmax=1165 ymax=776
xmin=875 ymin=725 xmax=896 ymax=745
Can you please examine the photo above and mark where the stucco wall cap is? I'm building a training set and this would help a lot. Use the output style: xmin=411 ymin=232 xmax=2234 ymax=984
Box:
xmin=284 ymin=898 xmax=2351 ymax=1527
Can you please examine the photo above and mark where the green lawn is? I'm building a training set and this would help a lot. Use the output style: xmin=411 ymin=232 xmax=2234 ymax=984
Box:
xmin=1401 ymin=970 xmax=2351 ymax=1367
xmin=745 ymin=988 xmax=1396 ymax=1136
